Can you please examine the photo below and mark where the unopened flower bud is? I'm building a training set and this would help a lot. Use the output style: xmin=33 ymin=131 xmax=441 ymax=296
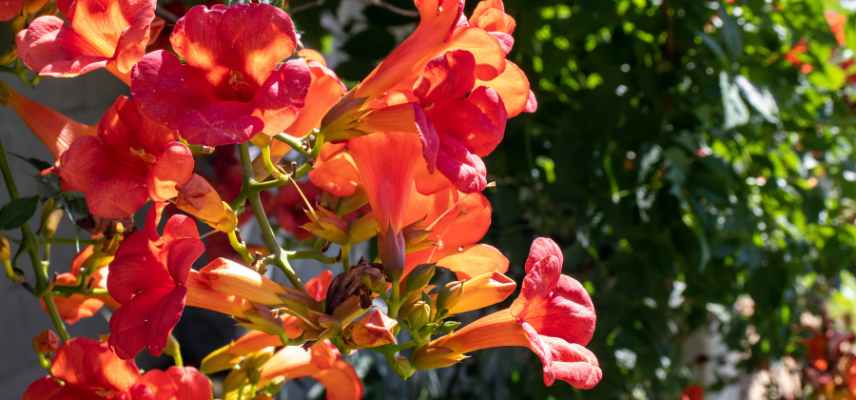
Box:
xmin=406 ymin=301 xmax=431 ymax=330
xmin=390 ymin=354 xmax=415 ymax=379
xmin=436 ymin=281 xmax=464 ymax=315
xmin=348 ymin=308 xmax=398 ymax=348
xmin=39 ymin=199 xmax=63 ymax=238
xmin=379 ymin=229 xmax=405 ymax=282
xmin=404 ymin=264 xmax=436 ymax=294
xmin=447 ymin=272 xmax=516 ymax=315
xmin=0 ymin=234 xmax=10 ymax=262
xmin=32 ymin=330 xmax=60 ymax=354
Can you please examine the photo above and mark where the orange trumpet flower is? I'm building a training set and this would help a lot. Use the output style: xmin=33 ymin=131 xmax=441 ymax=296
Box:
xmin=16 ymin=0 xmax=158 ymax=83
xmin=412 ymin=237 xmax=602 ymax=390
xmin=258 ymin=341 xmax=363 ymax=400
xmin=48 ymin=245 xmax=115 ymax=325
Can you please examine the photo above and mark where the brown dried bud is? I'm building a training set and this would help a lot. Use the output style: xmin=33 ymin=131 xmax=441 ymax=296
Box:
xmin=325 ymin=261 xmax=387 ymax=314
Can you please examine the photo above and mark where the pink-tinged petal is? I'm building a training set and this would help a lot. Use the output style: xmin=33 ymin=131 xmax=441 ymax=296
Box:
xmin=522 ymin=237 xmax=563 ymax=298
xmin=252 ymin=58 xmax=311 ymax=136
xmin=414 ymin=50 xmax=476 ymax=105
xmin=525 ymin=89 xmax=538 ymax=113
xmin=535 ymin=275 xmax=597 ymax=345
xmin=16 ymin=16 xmax=110 ymax=77
xmin=132 ymin=50 xmax=262 ymax=146
xmin=436 ymin=136 xmax=488 ymax=193
xmin=521 ymin=324 xmax=602 ymax=389
xmin=478 ymin=61 xmax=531 ymax=117
xmin=429 ymin=87 xmax=506 ymax=157
xmin=0 ymin=0 xmax=22 ymax=21
xmin=149 ymin=142 xmax=195 ymax=202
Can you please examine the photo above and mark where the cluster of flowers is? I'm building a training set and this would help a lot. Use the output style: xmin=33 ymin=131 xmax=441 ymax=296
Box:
xmin=2 ymin=0 xmax=602 ymax=398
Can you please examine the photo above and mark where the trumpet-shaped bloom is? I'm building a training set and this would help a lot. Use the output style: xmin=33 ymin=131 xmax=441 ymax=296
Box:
xmin=413 ymin=237 xmax=601 ymax=389
xmin=404 ymin=187 xmax=493 ymax=278
xmin=131 ymin=4 xmax=311 ymax=146
xmin=447 ymin=271 xmax=516 ymax=315
xmin=258 ymin=341 xmax=363 ymax=400
xmin=24 ymin=338 xmax=211 ymax=400
xmin=349 ymin=131 xmax=422 ymax=234
xmin=107 ymin=206 xmax=205 ymax=359
xmin=413 ymin=50 xmax=507 ymax=192
xmin=0 ymin=83 xmax=95 ymax=159
xmin=59 ymin=96 xmax=194 ymax=219
xmin=16 ymin=0 xmax=157 ymax=81
xmin=23 ymin=337 xmax=140 ymax=400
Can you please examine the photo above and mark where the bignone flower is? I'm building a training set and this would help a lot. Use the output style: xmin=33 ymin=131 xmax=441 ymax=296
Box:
xmin=107 ymin=206 xmax=205 ymax=359
xmin=258 ymin=341 xmax=363 ymax=400
xmin=413 ymin=237 xmax=602 ymax=389
xmin=132 ymin=3 xmax=311 ymax=146
xmin=23 ymin=337 xmax=211 ymax=400
xmin=16 ymin=0 xmax=158 ymax=82
xmin=59 ymin=96 xmax=194 ymax=219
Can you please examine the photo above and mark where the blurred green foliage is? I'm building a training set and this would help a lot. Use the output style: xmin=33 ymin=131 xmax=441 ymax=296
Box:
xmin=289 ymin=0 xmax=856 ymax=397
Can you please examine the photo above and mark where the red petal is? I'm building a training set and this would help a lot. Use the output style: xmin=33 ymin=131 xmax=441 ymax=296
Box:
xmin=436 ymin=136 xmax=488 ymax=193
xmin=252 ymin=58 xmax=311 ymax=136
xmin=149 ymin=142 xmax=195 ymax=202
xmin=171 ymin=4 xmax=297 ymax=89
xmin=16 ymin=16 xmax=110 ymax=77
xmin=51 ymin=337 xmax=140 ymax=392
xmin=521 ymin=237 xmax=563 ymax=298
xmin=0 ymin=0 xmax=22 ymax=21
xmin=478 ymin=61 xmax=531 ymax=117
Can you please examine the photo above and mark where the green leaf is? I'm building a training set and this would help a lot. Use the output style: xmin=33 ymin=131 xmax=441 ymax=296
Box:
xmin=0 ymin=196 xmax=39 ymax=230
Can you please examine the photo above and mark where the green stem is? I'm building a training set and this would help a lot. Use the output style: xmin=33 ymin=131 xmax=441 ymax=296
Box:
xmin=166 ymin=334 xmax=184 ymax=367
xmin=389 ymin=279 xmax=401 ymax=319
xmin=238 ymin=143 xmax=304 ymax=290
xmin=341 ymin=243 xmax=351 ymax=272
xmin=46 ymin=237 xmax=97 ymax=245
xmin=273 ymin=133 xmax=311 ymax=157
xmin=0 ymin=138 xmax=69 ymax=341
xmin=227 ymin=231 xmax=254 ymax=265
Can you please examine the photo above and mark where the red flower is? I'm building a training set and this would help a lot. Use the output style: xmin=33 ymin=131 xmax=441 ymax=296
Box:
xmin=413 ymin=237 xmax=601 ymax=389
xmin=59 ymin=96 xmax=194 ymax=219
xmin=681 ymin=385 xmax=704 ymax=400
xmin=0 ymin=0 xmax=23 ymax=21
xmin=107 ymin=206 xmax=205 ymax=359
xmin=23 ymin=337 xmax=140 ymax=399
xmin=131 ymin=4 xmax=311 ymax=146
xmin=16 ymin=0 xmax=158 ymax=82
xmin=130 ymin=366 xmax=212 ymax=400
xmin=23 ymin=337 xmax=211 ymax=400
